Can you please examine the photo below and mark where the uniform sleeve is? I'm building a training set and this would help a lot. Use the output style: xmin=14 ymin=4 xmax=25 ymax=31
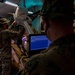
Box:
xmin=16 ymin=55 xmax=40 ymax=75
xmin=18 ymin=54 xmax=61 ymax=75
xmin=22 ymin=55 xmax=40 ymax=75
xmin=8 ymin=21 xmax=16 ymax=30
xmin=9 ymin=26 xmax=25 ymax=38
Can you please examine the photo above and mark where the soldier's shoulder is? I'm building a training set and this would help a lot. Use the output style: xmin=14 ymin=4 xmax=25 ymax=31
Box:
xmin=0 ymin=30 xmax=11 ymax=38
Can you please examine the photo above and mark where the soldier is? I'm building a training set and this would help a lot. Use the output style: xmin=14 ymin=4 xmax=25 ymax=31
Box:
xmin=0 ymin=17 xmax=25 ymax=75
xmin=17 ymin=0 xmax=75 ymax=75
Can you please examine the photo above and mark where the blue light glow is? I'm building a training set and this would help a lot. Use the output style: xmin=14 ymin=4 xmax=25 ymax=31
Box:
xmin=25 ymin=0 xmax=43 ymax=8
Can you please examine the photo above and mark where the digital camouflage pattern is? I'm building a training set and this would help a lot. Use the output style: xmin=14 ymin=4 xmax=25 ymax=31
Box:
xmin=0 ymin=30 xmax=11 ymax=75
xmin=41 ymin=0 xmax=74 ymax=19
xmin=17 ymin=0 xmax=75 ymax=75
xmin=0 ymin=25 xmax=25 ymax=75
xmin=19 ymin=34 xmax=75 ymax=75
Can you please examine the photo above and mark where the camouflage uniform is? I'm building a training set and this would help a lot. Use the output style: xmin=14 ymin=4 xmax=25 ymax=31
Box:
xmin=19 ymin=34 xmax=75 ymax=75
xmin=0 ymin=30 xmax=11 ymax=75
xmin=0 ymin=25 xmax=25 ymax=75
xmin=17 ymin=0 xmax=75 ymax=75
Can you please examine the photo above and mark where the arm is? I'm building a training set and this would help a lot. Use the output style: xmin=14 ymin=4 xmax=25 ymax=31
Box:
xmin=9 ymin=25 xmax=25 ymax=38
xmin=17 ymin=54 xmax=61 ymax=75
xmin=8 ymin=21 xmax=16 ymax=30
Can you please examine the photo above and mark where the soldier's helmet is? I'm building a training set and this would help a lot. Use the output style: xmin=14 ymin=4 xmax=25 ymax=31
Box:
xmin=0 ymin=18 xmax=10 ymax=25
xmin=41 ymin=0 xmax=75 ymax=19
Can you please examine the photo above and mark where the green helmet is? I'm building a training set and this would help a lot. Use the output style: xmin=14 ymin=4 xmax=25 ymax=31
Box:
xmin=0 ymin=18 xmax=10 ymax=24
xmin=41 ymin=0 xmax=74 ymax=19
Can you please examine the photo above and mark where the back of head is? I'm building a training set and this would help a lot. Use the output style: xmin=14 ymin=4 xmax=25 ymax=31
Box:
xmin=41 ymin=0 xmax=74 ymax=21
xmin=41 ymin=0 xmax=74 ymax=41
